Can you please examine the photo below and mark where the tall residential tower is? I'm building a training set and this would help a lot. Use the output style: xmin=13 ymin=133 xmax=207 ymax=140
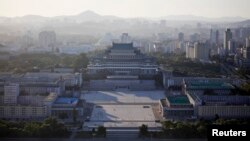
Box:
xmin=224 ymin=28 xmax=232 ymax=54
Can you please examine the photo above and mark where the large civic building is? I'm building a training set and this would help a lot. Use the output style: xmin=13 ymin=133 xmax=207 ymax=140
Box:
xmin=159 ymin=79 xmax=250 ymax=120
xmin=87 ymin=40 xmax=158 ymax=90
xmin=0 ymin=71 xmax=84 ymax=120
xmin=88 ymin=42 xmax=158 ymax=78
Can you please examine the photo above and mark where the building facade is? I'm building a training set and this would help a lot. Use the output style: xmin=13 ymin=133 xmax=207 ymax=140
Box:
xmin=160 ymin=77 xmax=250 ymax=119
xmin=4 ymin=83 xmax=19 ymax=104
xmin=0 ymin=93 xmax=57 ymax=119
xmin=159 ymin=95 xmax=194 ymax=119
xmin=224 ymin=28 xmax=233 ymax=54
xmin=88 ymin=42 xmax=158 ymax=78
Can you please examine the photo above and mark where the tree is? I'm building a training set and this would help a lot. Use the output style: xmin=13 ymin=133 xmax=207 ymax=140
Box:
xmin=23 ymin=122 xmax=40 ymax=137
xmin=58 ymin=113 xmax=68 ymax=119
xmin=214 ymin=114 xmax=220 ymax=121
xmin=97 ymin=126 xmax=106 ymax=137
xmin=72 ymin=108 xmax=77 ymax=123
xmin=0 ymin=123 xmax=9 ymax=137
xmin=0 ymin=118 xmax=69 ymax=138
xmin=73 ymin=53 xmax=89 ymax=69
xmin=162 ymin=121 xmax=175 ymax=130
xmin=239 ymin=83 xmax=250 ymax=95
xmin=139 ymin=124 xmax=148 ymax=137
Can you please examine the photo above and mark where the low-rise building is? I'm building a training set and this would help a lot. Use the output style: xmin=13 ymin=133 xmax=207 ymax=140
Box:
xmin=0 ymin=71 xmax=82 ymax=95
xmin=0 ymin=93 xmax=58 ymax=119
xmin=184 ymin=80 xmax=250 ymax=119
xmin=159 ymin=95 xmax=194 ymax=119
xmin=160 ymin=78 xmax=250 ymax=120
xmin=51 ymin=97 xmax=84 ymax=119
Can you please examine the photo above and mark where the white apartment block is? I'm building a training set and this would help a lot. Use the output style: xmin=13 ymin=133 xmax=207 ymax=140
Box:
xmin=4 ymin=83 xmax=19 ymax=104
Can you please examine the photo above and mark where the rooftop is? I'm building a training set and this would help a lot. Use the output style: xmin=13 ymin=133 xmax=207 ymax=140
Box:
xmin=44 ymin=93 xmax=58 ymax=102
xmin=186 ymin=81 xmax=234 ymax=90
xmin=167 ymin=95 xmax=190 ymax=105
xmin=107 ymin=75 xmax=138 ymax=80
xmin=111 ymin=42 xmax=133 ymax=50
xmin=54 ymin=97 xmax=78 ymax=104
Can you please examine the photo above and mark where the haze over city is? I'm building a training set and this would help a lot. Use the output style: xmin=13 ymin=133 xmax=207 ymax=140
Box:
xmin=1 ymin=0 xmax=250 ymax=18
xmin=0 ymin=0 xmax=250 ymax=141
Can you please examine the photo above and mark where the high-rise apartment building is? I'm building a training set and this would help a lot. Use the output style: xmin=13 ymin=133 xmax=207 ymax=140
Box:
xmin=224 ymin=28 xmax=233 ymax=54
xmin=39 ymin=31 xmax=56 ymax=51
xmin=178 ymin=32 xmax=184 ymax=42
xmin=210 ymin=29 xmax=219 ymax=44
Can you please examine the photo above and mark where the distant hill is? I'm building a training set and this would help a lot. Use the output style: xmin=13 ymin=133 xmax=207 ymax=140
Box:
xmin=0 ymin=10 xmax=249 ymax=36
xmin=0 ymin=10 xmax=247 ymax=24
xmin=230 ymin=19 xmax=250 ymax=27
xmin=162 ymin=15 xmax=246 ymax=22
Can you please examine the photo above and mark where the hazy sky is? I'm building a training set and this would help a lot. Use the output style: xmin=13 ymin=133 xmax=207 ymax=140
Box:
xmin=0 ymin=0 xmax=250 ymax=18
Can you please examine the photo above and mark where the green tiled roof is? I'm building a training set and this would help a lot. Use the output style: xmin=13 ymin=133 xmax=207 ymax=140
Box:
xmin=187 ymin=82 xmax=234 ymax=89
xmin=167 ymin=95 xmax=190 ymax=104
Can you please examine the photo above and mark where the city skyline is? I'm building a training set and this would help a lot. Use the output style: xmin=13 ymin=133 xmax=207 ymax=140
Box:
xmin=0 ymin=0 xmax=250 ymax=18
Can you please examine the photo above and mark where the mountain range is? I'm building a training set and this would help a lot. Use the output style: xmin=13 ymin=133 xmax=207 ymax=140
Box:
xmin=0 ymin=10 xmax=248 ymax=23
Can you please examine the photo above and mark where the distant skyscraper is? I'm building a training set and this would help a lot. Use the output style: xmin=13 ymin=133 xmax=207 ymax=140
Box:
xmin=186 ymin=42 xmax=195 ymax=59
xmin=210 ymin=29 xmax=219 ymax=44
xmin=228 ymin=40 xmax=237 ymax=54
xmin=210 ymin=29 xmax=214 ymax=43
xmin=243 ymin=47 xmax=250 ymax=60
xmin=246 ymin=36 xmax=250 ymax=47
xmin=178 ymin=32 xmax=184 ymax=42
xmin=224 ymin=28 xmax=232 ymax=54
xmin=190 ymin=33 xmax=200 ymax=42
xmin=216 ymin=30 xmax=219 ymax=44
xmin=194 ymin=42 xmax=209 ymax=61
xmin=243 ymin=36 xmax=250 ymax=59
xmin=120 ymin=33 xmax=132 ymax=43
xmin=39 ymin=31 xmax=56 ymax=51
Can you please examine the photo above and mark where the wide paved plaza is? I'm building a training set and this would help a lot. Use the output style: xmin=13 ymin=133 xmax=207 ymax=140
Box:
xmin=82 ymin=90 xmax=164 ymax=129
xmin=84 ymin=104 xmax=160 ymax=128
xmin=91 ymin=105 xmax=155 ymax=121
xmin=81 ymin=91 xmax=165 ymax=104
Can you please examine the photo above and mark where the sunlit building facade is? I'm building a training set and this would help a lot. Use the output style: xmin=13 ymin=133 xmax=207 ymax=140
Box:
xmin=88 ymin=42 xmax=158 ymax=78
